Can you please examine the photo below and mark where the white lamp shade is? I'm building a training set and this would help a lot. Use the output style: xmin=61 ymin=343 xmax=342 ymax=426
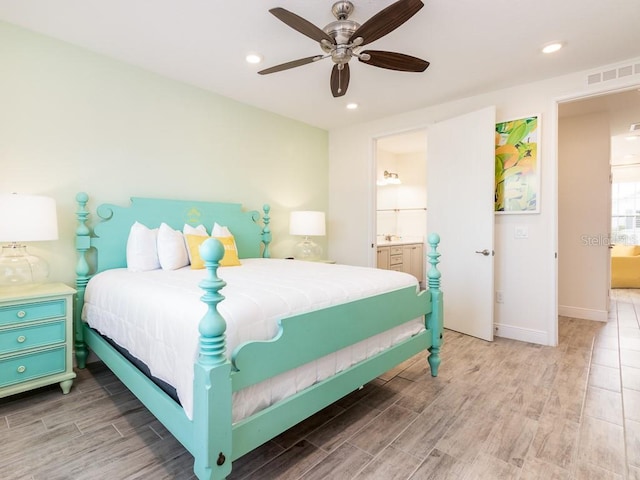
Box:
xmin=0 ymin=194 xmax=59 ymax=242
xmin=289 ymin=211 xmax=326 ymax=236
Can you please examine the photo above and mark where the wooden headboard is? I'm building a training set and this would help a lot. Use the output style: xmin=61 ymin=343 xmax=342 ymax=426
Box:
xmin=75 ymin=192 xmax=271 ymax=274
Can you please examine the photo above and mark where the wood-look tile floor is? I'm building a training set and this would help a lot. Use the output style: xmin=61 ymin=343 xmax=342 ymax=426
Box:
xmin=2 ymin=289 xmax=640 ymax=479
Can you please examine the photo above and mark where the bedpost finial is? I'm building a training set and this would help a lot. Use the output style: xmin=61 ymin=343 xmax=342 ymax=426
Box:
xmin=76 ymin=192 xmax=89 ymax=204
xmin=427 ymin=232 xmax=441 ymax=289
xmin=199 ymin=237 xmax=225 ymax=263
xmin=198 ymin=237 xmax=228 ymax=366
xmin=261 ymin=204 xmax=272 ymax=259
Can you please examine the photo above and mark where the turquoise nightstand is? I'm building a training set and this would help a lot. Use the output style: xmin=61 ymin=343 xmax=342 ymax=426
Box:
xmin=0 ymin=283 xmax=76 ymax=397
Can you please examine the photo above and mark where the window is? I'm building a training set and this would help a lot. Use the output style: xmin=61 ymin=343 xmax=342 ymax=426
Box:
xmin=612 ymin=182 xmax=640 ymax=245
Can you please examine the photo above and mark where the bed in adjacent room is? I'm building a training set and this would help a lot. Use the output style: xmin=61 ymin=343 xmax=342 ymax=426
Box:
xmin=73 ymin=192 xmax=444 ymax=480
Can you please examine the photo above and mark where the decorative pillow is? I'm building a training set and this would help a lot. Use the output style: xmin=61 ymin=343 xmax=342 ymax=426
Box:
xmin=185 ymin=234 xmax=209 ymax=269
xmin=215 ymin=235 xmax=241 ymax=267
xmin=183 ymin=224 xmax=207 ymax=263
xmin=185 ymin=233 xmax=242 ymax=268
xmin=212 ymin=223 xmax=241 ymax=267
xmin=157 ymin=223 xmax=189 ymax=270
xmin=126 ymin=221 xmax=160 ymax=272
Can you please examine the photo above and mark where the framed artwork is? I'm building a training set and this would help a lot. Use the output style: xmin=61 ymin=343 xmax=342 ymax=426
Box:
xmin=495 ymin=114 xmax=540 ymax=214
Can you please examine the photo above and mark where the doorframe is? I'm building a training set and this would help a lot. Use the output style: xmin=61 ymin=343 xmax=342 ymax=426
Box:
xmin=368 ymin=125 xmax=430 ymax=268
xmin=554 ymin=80 xmax=640 ymax=344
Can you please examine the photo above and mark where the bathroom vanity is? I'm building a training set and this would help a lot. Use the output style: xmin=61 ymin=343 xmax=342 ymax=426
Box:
xmin=376 ymin=240 xmax=424 ymax=287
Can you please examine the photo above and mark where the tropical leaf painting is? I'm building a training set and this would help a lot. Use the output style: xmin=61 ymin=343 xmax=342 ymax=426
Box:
xmin=495 ymin=115 xmax=539 ymax=213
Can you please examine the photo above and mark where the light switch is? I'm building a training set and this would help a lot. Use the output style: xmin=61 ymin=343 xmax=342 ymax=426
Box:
xmin=514 ymin=226 xmax=529 ymax=239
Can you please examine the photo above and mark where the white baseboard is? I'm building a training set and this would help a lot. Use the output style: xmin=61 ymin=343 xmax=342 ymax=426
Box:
xmin=493 ymin=323 xmax=549 ymax=345
xmin=558 ymin=305 xmax=608 ymax=322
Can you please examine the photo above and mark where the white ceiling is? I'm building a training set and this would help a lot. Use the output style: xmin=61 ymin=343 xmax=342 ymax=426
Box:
xmin=1 ymin=0 xmax=640 ymax=130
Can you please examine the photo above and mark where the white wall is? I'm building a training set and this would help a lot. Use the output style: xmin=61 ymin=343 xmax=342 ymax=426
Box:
xmin=558 ymin=113 xmax=611 ymax=320
xmin=0 ymin=22 xmax=329 ymax=285
xmin=328 ymin=55 xmax=640 ymax=346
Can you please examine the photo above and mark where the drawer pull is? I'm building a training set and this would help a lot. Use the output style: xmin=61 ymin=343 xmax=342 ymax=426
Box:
xmin=17 ymin=365 xmax=26 ymax=374
xmin=17 ymin=335 xmax=26 ymax=343
xmin=17 ymin=310 xmax=26 ymax=319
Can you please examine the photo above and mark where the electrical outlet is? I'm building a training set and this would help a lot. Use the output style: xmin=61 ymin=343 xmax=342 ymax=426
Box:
xmin=495 ymin=291 xmax=504 ymax=303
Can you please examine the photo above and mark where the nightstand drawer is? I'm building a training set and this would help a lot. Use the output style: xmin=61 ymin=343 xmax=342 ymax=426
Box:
xmin=0 ymin=346 xmax=66 ymax=387
xmin=0 ymin=299 xmax=66 ymax=327
xmin=0 ymin=321 xmax=66 ymax=355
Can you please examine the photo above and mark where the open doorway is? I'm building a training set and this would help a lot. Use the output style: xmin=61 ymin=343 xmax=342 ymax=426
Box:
xmin=610 ymin=121 xmax=640 ymax=288
xmin=558 ymin=87 xmax=640 ymax=320
xmin=374 ymin=129 xmax=427 ymax=287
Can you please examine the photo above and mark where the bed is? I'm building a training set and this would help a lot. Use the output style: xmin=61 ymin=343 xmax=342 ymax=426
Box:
xmin=73 ymin=192 xmax=443 ymax=480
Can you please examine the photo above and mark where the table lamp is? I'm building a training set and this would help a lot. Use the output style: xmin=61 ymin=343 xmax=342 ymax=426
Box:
xmin=289 ymin=211 xmax=325 ymax=260
xmin=0 ymin=193 xmax=59 ymax=286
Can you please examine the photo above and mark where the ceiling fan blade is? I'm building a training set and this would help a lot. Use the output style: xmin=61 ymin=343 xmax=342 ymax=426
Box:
xmin=330 ymin=63 xmax=350 ymax=97
xmin=258 ymin=55 xmax=324 ymax=75
xmin=359 ymin=50 xmax=429 ymax=72
xmin=270 ymin=7 xmax=335 ymax=45
xmin=349 ymin=0 xmax=423 ymax=46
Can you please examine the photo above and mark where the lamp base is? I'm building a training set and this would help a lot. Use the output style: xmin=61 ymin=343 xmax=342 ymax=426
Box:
xmin=294 ymin=236 xmax=323 ymax=261
xmin=0 ymin=244 xmax=49 ymax=287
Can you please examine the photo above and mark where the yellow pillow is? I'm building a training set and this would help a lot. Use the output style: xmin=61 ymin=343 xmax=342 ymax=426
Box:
xmin=215 ymin=235 xmax=241 ymax=266
xmin=185 ymin=234 xmax=241 ymax=269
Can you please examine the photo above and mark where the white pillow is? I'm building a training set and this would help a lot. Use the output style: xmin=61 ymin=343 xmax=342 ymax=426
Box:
xmin=157 ymin=223 xmax=189 ymax=270
xmin=183 ymin=224 xmax=208 ymax=263
xmin=126 ymin=221 xmax=160 ymax=272
xmin=212 ymin=222 xmax=232 ymax=237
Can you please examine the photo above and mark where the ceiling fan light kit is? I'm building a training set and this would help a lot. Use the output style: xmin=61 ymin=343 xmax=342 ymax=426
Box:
xmin=258 ymin=0 xmax=430 ymax=97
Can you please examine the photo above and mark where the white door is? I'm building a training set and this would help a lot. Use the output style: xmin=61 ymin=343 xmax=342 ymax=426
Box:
xmin=427 ymin=106 xmax=496 ymax=341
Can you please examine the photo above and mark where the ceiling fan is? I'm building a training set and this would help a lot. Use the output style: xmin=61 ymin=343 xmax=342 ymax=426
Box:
xmin=258 ymin=0 xmax=430 ymax=98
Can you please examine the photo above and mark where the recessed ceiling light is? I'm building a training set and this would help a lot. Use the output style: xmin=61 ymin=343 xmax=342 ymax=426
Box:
xmin=626 ymin=135 xmax=639 ymax=141
xmin=245 ymin=53 xmax=262 ymax=64
xmin=542 ymin=42 xmax=563 ymax=54
xmin=346 ymin=103 xmax=358 ymax=110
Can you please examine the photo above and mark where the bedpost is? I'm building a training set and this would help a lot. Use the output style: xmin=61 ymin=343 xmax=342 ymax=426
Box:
xmin=426 ymin=232 xmax=443 ymax=377
xmin=261 ymin=204 xmax=271 ymax=258
xmin=74 ymin=192 xmax=91 ymax=369
xmin=193 ymin=238 xmax=233 ymax=480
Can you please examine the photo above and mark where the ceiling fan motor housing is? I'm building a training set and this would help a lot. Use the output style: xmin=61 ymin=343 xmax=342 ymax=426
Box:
xmin=323 ymin=2 xmax=360 ymax=64
xmin=323 ymin=19 xmax=359 ymax=48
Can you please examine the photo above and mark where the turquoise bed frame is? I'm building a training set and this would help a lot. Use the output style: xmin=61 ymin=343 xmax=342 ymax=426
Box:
xmin=73 ymin=192 xmax=443 ymax=480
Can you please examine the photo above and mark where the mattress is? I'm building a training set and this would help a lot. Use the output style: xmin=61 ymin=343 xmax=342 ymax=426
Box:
xmin=82 ymin=258 xmax=424 ymax=421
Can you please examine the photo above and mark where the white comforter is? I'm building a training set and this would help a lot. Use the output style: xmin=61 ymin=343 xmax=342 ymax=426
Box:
xmin=82 ymin=258 xmax=423 ymax=421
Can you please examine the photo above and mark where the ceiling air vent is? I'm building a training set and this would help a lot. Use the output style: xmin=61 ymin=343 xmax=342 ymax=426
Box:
xmin=630 ymin=123 xmax=640 ymax=133
xmin=587 ymin=73 xmax=601 ymax=85
xmin=586 ymin=63 xmax=639 ymax=86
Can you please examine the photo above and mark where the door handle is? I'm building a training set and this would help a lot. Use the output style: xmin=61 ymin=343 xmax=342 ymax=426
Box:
xmin=475 ymin=249 xmax=491 ymax=256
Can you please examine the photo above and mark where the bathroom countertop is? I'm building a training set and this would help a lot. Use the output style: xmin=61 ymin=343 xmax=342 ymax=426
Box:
xmin=376 ymin=238 xmax=424 ymax=246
